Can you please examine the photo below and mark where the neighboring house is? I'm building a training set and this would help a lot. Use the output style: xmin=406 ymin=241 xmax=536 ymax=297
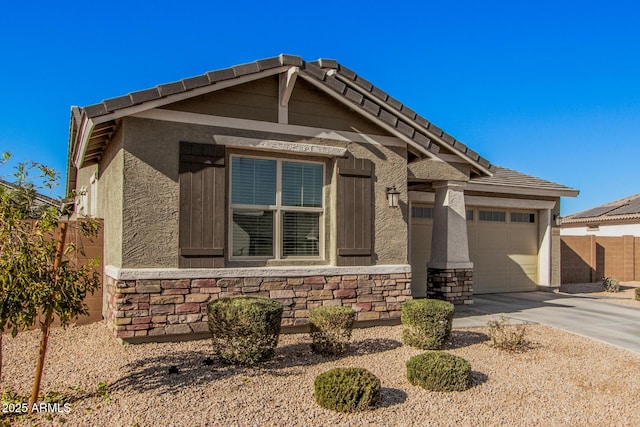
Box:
xmin=561 ymin=193 xmax=640 ymax=236
xmin=0 ymin=178 xmax=59 ymax=216
xmin=561 ymin=193 xmax=640 ymax=283
xmin=66 ymin=54 xmax=578 ymax=342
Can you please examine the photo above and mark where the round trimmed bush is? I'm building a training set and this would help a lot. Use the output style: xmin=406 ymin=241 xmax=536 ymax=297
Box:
xmin=406 ymin=351 xmax=472 ymax=392
xmin=207 ymin=296 xmax=283 ymax=366
xmin=309 ymin=306 xmax=356 ymax=355
xmin=401 ymin=299 xmax=454 ymax=349
xmin=314 ymin=367 xmax=381 ymax=412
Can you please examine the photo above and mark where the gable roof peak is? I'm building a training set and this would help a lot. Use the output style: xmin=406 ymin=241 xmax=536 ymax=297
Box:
xmin=71 ymin=55 xmax=495 ymax=175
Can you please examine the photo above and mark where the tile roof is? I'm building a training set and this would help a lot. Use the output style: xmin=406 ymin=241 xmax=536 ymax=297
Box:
xmin=562 ymin=193 xmax=640 ymax=224
xmin=0 ymin=178 xmax=59 ymax=207
xmin=73 ymin=54 xmax=491 ymax=171
xmin=469 ymin=166 xmax=579 ymax=196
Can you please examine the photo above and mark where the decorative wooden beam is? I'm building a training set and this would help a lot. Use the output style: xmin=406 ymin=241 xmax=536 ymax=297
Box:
xmin=278 ymin=66 xmax=299 ymax=124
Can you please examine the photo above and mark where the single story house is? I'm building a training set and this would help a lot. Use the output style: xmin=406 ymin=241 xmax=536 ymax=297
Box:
xmin=0 ymin=178 xmax=59 ymax=216
xmin=66 ymin=54 xmax=578 ymax=342
xmin=561 ymin=193 xmax=640 ymax=236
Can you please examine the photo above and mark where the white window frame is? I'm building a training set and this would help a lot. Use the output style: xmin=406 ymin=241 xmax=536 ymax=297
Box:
xmin=229 ymin=154 xmax=325 ymax=261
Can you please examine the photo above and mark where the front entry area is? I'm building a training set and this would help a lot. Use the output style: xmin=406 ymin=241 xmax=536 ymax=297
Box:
xmin=411 ymin=204 xmax=539 ymax=296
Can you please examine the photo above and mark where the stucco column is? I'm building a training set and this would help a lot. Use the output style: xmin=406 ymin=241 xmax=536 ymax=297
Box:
xmin=537 ymin=209 xmax=552 ymax=287
xmin=428 ymin=181 xmax=473 ymax=269
xmin=427 ymin=181 xmax=474 ymax=305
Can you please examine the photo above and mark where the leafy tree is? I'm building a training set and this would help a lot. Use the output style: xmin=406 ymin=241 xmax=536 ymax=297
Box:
xmin=0 ymin=152 xmax=100 ymax=414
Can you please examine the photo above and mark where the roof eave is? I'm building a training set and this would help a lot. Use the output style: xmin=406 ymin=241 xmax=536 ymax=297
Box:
xmin=466 ymin=182 xmax=580 ymax=198
xmin=73 ymin=65 xmax=293 ymax=167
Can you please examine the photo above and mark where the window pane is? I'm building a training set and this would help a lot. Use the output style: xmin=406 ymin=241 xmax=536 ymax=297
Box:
xmin=479 ymin=210 xmax=506 ymax=222
xmin=232 ymin=209 xmax=273 ymax=256
xmin=282 ymin=211 xmax=320 ymax=256
xmin=466 ymin=210 xmax=474 ymax=221
xmin=511 ymin=212 xmax=535 ymax=223
xmin=282 ymin=162 xmax=323 ymax=207
xmin=231 ymin=157 xmax=276 ymax=205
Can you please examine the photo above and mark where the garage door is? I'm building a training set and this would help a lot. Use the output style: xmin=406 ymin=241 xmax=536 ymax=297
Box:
xmin=468 ymin=209 xmax=538 ymax=293
xmin=410 ymin=205 xmax=538 ymax=295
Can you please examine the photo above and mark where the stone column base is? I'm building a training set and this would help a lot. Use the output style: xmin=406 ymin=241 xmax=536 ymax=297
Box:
xmin=427 ymin=268 xmax=473 ymax=305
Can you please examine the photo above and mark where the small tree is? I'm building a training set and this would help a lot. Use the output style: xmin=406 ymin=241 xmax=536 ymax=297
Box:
xmin=0 ymin=152 xmax=100 ymax=414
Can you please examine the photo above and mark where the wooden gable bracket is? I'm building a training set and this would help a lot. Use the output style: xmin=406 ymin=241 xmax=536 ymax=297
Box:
xmin=278 ymin=66 xmax=299 ymax=124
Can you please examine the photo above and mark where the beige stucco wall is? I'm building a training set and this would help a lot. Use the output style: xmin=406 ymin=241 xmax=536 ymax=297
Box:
xmin=73 ymin=163 xmax=98 ymax=217
xmin=120 ymin=117 xmax=181 ymax=268
xmin=113 ymin=115 xmax=410 ymax=268
xmin=98 ymin=129 xmax=124 ymax=268
xmin=551 ymin=198 xmax=561 ymax=286
xmin=408 ymin=159 xmax=470 ymax=182
xmin=347 ymin=142 xmax=408 ymax=264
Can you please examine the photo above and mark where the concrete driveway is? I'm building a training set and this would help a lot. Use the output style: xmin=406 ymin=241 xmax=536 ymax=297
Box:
xmin=453 ymin=291 xmax=640 ymax=354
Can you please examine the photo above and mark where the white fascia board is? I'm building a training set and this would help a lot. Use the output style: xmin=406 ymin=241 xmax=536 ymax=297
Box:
xmin=73 ymin=117 xmax=95 ymax=168
xmin=332 ymin=73 xmax=492 ymax=176
xmin=212 ymin=135 xmax=347 ymax=157
xmin=105 ymin=264 xmax=411 ymax=281
xmin=408 ymin=191 xmax=556 ymax=209
xmin=73 ymin=66 xmax=291 ymax=167
xmin=296 ymin=73 xmax=438 ymax=160
xmin=133 ymin=108 xmax=405 ymax=148
xmin=465 ymin=195 xmax=556 ymax=210
xmin=466 ymin=182 xmax=579 ymax=198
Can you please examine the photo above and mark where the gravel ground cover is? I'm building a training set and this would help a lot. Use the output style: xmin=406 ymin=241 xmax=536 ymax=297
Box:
xmin=3 ymin=317 xmax=640 ymax=426
xmin=560 ymin=281 xmax=640 ymax=306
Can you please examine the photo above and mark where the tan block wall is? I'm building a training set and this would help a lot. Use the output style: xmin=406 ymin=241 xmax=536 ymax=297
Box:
xmin=561 ymin=235 xmax=640 ymax=283
xmin=34 ymin=221 xmax=104 ymax=328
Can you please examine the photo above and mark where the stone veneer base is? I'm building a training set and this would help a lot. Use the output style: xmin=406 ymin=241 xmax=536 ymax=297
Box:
xmin=104 ymin=268 xmax=412 ymax=342
xmin=426 ymin=268 xmax=473 ymax=305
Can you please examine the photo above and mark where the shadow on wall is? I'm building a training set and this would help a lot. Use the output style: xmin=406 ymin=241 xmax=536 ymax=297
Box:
xmin=561 ymin=239 xmax=595 ymax=284
xmin=596 ymin=243 xmax=606 ymax=281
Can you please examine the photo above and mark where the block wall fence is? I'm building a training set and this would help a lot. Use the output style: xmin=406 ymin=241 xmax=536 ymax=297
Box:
xmin=561 ymin=235 xmax=640 ymax=283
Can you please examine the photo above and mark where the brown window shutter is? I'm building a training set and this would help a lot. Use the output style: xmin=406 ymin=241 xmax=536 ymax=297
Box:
xmin=179 ymin=142 xmax=226 ymax=268
xmin=336 ymin=156 xmax=374 ymax=266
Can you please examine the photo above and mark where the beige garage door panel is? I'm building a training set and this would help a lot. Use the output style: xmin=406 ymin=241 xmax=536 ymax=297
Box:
xmin=411 ymin=205 xmax=539 ymax=295
xmin=469 ymin=212 xmax=538 ymax=294
xmin=476 ymin=227 xmax=508 ymax=249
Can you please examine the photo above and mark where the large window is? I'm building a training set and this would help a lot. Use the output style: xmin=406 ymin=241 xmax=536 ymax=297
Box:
xmin=230 ymin=156 xmax=324 ymax=259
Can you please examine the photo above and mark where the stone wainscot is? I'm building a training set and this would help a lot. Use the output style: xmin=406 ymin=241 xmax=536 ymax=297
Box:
xmin=104 ymin=265 xmax=412 ymax=342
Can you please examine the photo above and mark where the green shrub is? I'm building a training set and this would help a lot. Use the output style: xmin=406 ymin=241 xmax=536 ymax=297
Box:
xmin=314 ymin=368 xmax=381 ymax=412
xmin=309 ymin=306 xmax=356 ymax=355
xmin=207 ymin=296 xmax=283 ymax=366
xmin=635 ymin=288 xmax=640 ymax=301
xmin=401 ymin=299 xmax=454 ymax=349
xmin=603 ymin=277 xmax=620 ymax=292
xmin=487 ymin=316 xmax=528 ymax=352
xmin=406 ymin=351 xmax=472 ymax=392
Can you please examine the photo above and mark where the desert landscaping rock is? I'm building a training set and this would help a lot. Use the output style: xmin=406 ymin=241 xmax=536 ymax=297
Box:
xmin=560 ymin=281 xmax=640 ymax=306
xmin=3 ymin=320 xmax=640 ymax=426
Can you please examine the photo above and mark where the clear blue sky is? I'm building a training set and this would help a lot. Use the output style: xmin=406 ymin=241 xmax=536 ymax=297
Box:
xmin=1 ymin=1 xmax=639 ymax=215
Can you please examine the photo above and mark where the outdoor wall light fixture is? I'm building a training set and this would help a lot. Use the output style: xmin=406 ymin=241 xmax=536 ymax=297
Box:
xmin=386 ymin=186 xmax=400 ymax=208
xmin=553 ymin=213 xmax=561 ymax=226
